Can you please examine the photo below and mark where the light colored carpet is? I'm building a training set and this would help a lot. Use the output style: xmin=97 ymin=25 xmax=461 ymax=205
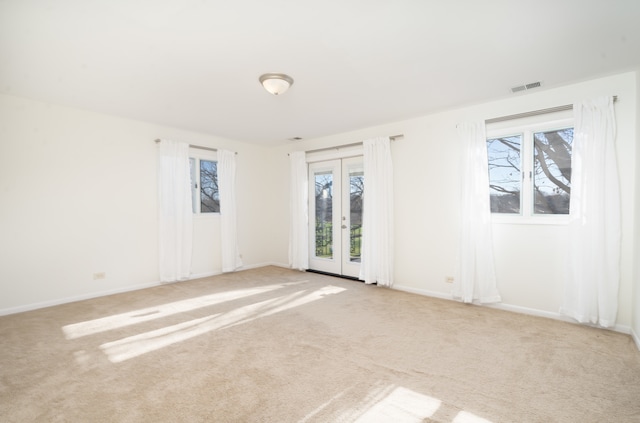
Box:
xmin=1 ymin=266 xmax=639 ymax=423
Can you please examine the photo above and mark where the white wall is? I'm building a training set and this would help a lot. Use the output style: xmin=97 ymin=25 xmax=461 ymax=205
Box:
xmin=0 ymin=93 xmax=273 ymax=314
xmin=273 ymin=71 xmax=638 ymax=330
xmin=2 ymin=71 xmax=638 ymax=333
xmin=633 ymin=68 xmax=640 ymax=347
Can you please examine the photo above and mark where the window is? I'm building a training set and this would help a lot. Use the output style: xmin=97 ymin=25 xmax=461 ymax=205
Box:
xmin=532 ymin=128 xmax=573 ymax=214
xmin=189 ymin=156 xmax=219 ymax=214
xmin=486 ymin=118 xmax=573 ymax=220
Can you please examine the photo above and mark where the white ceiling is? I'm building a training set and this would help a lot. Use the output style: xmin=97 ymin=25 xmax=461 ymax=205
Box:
xmin=2 ymin=0 xmax=640 ymax=146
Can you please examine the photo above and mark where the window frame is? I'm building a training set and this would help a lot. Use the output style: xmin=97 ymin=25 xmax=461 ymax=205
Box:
xmin=189 ymin=148 xmax=220 ymax=217
xmin=486 ymin=116 xmax=574 ymax=225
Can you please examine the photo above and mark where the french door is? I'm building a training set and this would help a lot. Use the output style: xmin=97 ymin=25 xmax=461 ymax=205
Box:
xmin=308 ymin=157 xmax=364 ymax=278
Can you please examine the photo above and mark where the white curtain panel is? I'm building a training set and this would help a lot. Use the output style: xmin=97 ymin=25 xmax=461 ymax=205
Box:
xmin=561 ymin=96 xmax=620 ymax=328
xmin=359 ymin=137 xmax=394 ymax=287
xmin=157 ymin=139 xmax=193 ymax=282
xmin=288 ymin=151 xmax=309 ymax=270
xmin=218 ymin=149 xmax=243 ymax=273
xmin=454 ymin=122 xmax=501 ymax=303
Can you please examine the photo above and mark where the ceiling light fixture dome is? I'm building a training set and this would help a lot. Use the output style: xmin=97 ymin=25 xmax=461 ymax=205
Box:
xmin=259 ymin=73 xmax=294 ymax=95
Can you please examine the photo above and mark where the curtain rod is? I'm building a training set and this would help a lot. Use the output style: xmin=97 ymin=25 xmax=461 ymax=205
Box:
xmin=292 ymin=134 xmax=404 ymax=156
xmin=154 ymin=139 xmax=236 ymax=154
xmin=485 ymin=96 xmax=618 ymax=124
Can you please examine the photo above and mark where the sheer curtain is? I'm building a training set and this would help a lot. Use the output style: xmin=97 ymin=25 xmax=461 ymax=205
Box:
xmin=454 ymin=122 xmax=501 ymax=303
xmin=359 ymin=137 xmax=394 ymax=286
xmin=289 ymin=151 xmax=309 ymax=270
xmin=561 ymin=96 xmax=620 ymax=328
xmin=218 ymin=149 xmax=243 ymax=273
xmin=157 ymin=139 xmax=193 ymax=282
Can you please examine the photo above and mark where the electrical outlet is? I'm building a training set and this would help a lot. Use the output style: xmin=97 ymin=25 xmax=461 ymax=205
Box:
xmin=445 ymin=276 xmax=454 ymax=283
xmin=93 ymin=272 xmax=106 ymax=280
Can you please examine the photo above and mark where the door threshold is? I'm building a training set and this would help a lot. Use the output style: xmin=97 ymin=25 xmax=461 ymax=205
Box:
xmin=306 ymin=269 xmax=362 ymax=282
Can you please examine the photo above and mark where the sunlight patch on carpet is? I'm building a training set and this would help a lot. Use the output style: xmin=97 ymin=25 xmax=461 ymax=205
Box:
xmin=99 ymin=285 xmax=346 ymax=363
xmin=62 ymin=281 xmax=306 ymax=339
xmin=304 ymin=382 xmax=494 ymax=423
xmin=352 ymin=386 xmax=441 ymax=422
xmin=453 ymin=410 xmax=494 ymax=423
xmin=299 ymin=388 xmax=352 ymax=422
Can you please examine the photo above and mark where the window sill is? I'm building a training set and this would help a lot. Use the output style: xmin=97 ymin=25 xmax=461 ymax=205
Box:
xmin=193 ymin=213 xmax=220 ymax=220
xmin=490 ymin=215 xmax=569 ymax=225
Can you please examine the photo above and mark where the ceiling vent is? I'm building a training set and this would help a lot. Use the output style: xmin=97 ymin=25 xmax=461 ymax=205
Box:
xmin=511 ymin=81 xmax=542 ymax=93
xmin=288 ymin=137 xmax=303 ymax=141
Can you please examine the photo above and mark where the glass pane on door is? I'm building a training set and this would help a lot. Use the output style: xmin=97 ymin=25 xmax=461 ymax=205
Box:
xmin=349 ymin=168 xmax=364 ymax=263
xmin=308 ymin=158 xmax=360 ymax=279
xmin=314 ymin=170 xmax=334 ymax=259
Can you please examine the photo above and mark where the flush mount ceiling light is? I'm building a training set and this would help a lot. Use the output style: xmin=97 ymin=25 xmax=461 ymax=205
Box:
xmin=259 ymin=73 xmax=294 ymax=95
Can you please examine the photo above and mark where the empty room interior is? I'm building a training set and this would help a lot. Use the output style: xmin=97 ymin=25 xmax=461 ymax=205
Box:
xmin=2 ymin=1 xmax=640 ymax=422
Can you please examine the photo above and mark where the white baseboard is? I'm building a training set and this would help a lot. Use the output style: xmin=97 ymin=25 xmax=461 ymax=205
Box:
xmin=392 ymin=284 xmax=632 ymax=336
xmin=632 ymin=328 xmax=640 ymax=351
xmin=262 ymin=262 xmax=292 ymax=269
xmin=241 ymin=261 xmax=290 ymax=270
xmin=393 ymin=284 xmax=452 ymax=300
xmin=189 ymin=262 xmax=285 ymax=280
xmin=489 ymin=302 xmax=631 ymax=335
xmin=6 ymin=269 xmax=636 ymax=348
xmin=0 ymin=280 xmax=163 ymax=317
xmin=0 ymin=263 xmax=295 ymax=317
xmin=188 ymin=271 xmax=221 ymax=279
